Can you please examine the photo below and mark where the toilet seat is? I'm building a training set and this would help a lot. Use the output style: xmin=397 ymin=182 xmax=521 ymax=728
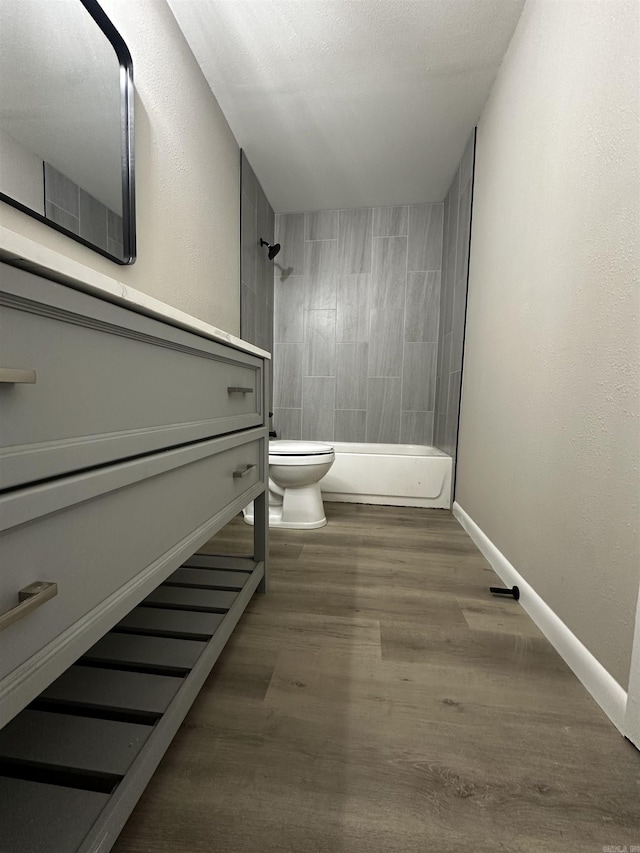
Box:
xmin=269 ymin=440 xmax=334 ymax=457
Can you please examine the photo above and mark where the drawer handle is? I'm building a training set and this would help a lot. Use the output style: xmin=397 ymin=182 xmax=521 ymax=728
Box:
xmin=227 ymin=386 xmax=253 ymax=394
xmin=0 ymin=368 xmax=36 ymax=384
xmin=0 ymin=581 xmax=58 ymax=632
xmin=233 ymin=464 xmax=256 ymax=479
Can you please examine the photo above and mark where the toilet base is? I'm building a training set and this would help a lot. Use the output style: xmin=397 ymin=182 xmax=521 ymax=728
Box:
xmin=243 ymin=482 xmax=328 ymax=529
xmin=243 ymin=507 xmax=327 ymax=530
xmin=270 ymin=517 xmax=327 ymax=529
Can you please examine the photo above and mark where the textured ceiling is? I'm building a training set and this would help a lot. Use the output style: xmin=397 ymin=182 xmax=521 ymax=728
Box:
xmin=168 ymin=0 xmax=525 ymax=212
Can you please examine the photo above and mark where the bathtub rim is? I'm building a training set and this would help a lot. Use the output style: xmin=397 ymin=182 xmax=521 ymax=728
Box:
xmin=328 ymin=442 xmax=450 ymax=459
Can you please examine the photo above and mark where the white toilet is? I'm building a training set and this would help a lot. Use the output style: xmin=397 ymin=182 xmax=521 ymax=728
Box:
xmin=243 ymin=440 xmax=335 ymax=529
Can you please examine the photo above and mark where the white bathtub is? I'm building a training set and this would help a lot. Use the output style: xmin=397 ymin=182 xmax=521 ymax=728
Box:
xmin=320 ymin=443 xmax=452 ymax=509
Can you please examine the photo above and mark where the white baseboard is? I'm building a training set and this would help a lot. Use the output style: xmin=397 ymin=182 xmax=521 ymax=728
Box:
xmin=452 ymin=501 xmax=627 ymax=733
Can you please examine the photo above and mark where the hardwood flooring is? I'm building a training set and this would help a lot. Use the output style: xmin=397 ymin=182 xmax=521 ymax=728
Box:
xmin=112 ymin=503 xmax=639 ymax=853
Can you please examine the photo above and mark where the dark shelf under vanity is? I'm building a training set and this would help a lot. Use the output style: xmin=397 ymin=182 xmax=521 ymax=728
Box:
xmin=0 ymin=554 xmax=264 ymax=853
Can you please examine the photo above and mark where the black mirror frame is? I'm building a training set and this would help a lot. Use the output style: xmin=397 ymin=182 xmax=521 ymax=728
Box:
xmin=0 ymin=0 xmax=136 ymax=265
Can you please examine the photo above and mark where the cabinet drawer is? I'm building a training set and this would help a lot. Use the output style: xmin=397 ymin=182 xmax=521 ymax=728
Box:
xmin=0 ymin=264 xmax=264 ymax=490
xmin=0 ymin=430 xmax=264 ymax=724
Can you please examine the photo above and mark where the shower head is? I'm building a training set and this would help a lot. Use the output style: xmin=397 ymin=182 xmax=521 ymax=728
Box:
xmin=260 ymin=238 xmax=281 ymax=260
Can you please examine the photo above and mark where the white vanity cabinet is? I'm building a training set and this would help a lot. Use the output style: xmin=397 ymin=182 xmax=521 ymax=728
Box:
xmin=0 ymin=254 xmax=269 ymax=852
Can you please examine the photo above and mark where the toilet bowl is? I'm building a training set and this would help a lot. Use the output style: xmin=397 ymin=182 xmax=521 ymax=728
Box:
xmin=243 ymin=440 xmax=335 ymax=529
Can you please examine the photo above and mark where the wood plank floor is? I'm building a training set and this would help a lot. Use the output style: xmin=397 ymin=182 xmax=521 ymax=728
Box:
xmin=113 ymin=504 xmax=639 ymax=853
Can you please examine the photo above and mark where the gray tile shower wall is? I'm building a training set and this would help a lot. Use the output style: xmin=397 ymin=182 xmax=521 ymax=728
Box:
xmin=240 ymin=151 xmax=275 ymax=357
xmin=44 ymin=163 xmax=123 ymax=258
xmin=273 ymin=202 xmax=443 ymax=444
xmin=434 ymin=130 xmax=476 ymax=465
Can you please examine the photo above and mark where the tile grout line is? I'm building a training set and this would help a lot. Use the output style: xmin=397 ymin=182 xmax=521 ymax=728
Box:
xmin=400 ymin=208 xmax=409 ymax=443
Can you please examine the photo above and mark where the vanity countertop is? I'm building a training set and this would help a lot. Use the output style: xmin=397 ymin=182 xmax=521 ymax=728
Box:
xmin=0 ymin=226 xmax=270 ymax=360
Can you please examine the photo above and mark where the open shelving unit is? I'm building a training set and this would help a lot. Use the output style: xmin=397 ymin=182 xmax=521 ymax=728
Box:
xmin=0 ymin=553 xmax=263 ymax=853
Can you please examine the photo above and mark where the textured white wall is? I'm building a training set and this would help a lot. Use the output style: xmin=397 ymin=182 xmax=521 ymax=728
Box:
xmin=0 ymin=128 xmax=44 ymax=214
xmin=0 ymin=0 xmax=240 ymax=334
xmin=457 ymin=0 xmax=640 ymax=688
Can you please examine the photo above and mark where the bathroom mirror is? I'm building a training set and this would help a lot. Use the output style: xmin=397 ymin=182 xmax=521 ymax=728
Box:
xmin=0 ymin=0 xmax=136 ymax=263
